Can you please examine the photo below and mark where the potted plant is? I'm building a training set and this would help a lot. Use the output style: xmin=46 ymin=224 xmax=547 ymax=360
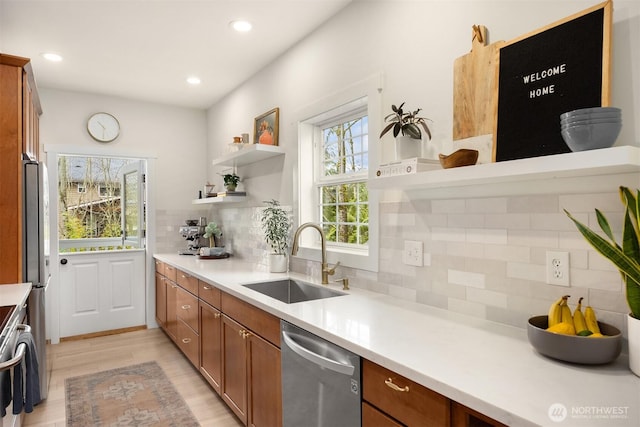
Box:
xmin=222 ymin=173 xmax=240 ymax=192
xmin=564 ymin=186 xmax=640 ymax=376
xmin=379 ymin=102 xmax=432 ymax=160
xmin=260 ymin=199 xmax=291 ymax=272
xmin=203 ymin=221 xmax=222 ymax=248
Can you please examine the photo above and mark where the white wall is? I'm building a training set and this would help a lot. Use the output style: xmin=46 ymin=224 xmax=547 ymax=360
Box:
xmin=204 ymin=0 xmax=640 ymax=333
xmin=206 ymin=0 xmax=639 ymax=203
xmin=39 ymin=88 xmax=208 ymax=210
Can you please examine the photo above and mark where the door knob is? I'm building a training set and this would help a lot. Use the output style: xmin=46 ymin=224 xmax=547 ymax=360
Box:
xmin=60 ymin=258 xmax=68 ymax=265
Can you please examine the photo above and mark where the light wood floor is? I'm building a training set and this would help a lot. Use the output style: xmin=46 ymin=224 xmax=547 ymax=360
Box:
xmin=23 ymin=327 xmax=243 ymax=427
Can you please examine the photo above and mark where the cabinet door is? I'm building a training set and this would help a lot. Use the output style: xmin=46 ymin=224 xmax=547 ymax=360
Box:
xmin=451 ymin=402 xmax=507 ymax=427
xmin=222 ymin=315 xmax=248 ymax=425
xmin=362 ymin=402 xmax=403 ymax=427
xmin=200 ymin=300 xmax=222 ymax=395
xmin=247 ymin=332 xmax=281 ymax=427
xmin=155 ymin=272 xmax=166 ymax=327
xmin=165 ymin=280 xmax=178 ymax=341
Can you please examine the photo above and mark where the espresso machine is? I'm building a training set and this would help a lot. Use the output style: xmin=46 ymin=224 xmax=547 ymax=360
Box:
xmin=178 ymin=217 xmax=207 ymax=255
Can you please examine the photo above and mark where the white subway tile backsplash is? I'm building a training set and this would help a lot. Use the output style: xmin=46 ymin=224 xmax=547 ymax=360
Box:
xmin=467 ymin=197 xmax=507 ymax=213
xmin=172 ymin=189 xmax=631 ymax=334
xmin=431 ymin=227 xmax=465 ymax=242
xmin=432 ymin=199 xmax=465 ymax=214
xmin=467 ymin=287 xmax=507 ymax=308
xmin=448 ymin=298 xmax=486 ymax=318
xmin=466 ymin=228 xmax=507 ymax=244
xmin=508 ymin=229 xmax=558 ymax=247
xmin=484 ymin=213 xmax=530 ymax=230
xmin=448 ymin=269 xmax=485 ymax=288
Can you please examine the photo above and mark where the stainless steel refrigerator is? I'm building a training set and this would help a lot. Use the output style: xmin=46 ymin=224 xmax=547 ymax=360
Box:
xmin=23 ymin=155 xmax=49 ymax=400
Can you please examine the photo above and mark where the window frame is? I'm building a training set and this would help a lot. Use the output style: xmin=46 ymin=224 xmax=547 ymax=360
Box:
xmin=295 ymin=74 xmax=381 ymax=272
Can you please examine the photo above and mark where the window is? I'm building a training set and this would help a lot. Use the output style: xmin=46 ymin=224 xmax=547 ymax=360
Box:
xmin=296 ymin=76 xmax=381 ymax=272
xmin=318 ymin=115 xmax=369 ymax=247
xmin=58 ymin=155 xmax=142 ymax=252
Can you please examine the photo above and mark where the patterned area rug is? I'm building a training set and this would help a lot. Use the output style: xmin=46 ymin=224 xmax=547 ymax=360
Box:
xmin=65 ymin=361 xmax=199 ymax=426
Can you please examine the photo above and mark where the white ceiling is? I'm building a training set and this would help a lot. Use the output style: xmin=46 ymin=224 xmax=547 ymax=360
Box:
xmin=0 ymin=0 xmax=352 ymax=109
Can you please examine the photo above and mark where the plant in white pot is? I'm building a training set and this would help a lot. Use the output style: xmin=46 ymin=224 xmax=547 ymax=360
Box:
xmin=565 ymin=186 xmax=640 ymax=376
xmin=380 ymin=102 xmax=432 ymax=160
xmin=260 ymin=199 xmax=291 ymax=273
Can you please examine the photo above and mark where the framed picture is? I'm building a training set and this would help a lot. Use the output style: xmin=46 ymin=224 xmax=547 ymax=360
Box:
xmin=254 ymin=107 xmax=279 ymax=146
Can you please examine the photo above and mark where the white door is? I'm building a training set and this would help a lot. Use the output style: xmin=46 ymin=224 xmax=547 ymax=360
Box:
xmin=58 ymin=251 xmax=145 ymax=337
xmin=58 ymin=158 xmax=147 ymax=338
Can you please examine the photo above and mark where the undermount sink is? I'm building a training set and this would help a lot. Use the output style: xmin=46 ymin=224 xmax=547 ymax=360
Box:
xmin=242 ymin=279 xmax=345 ymax=304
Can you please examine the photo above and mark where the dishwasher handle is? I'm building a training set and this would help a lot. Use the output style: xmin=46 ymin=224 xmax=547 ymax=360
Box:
xmin=282 ymin=330 xmax=355 ymax=376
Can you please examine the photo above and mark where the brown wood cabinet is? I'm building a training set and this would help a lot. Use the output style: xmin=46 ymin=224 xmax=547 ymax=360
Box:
xmin=451 ymin=402 xmax=507 ymax=427
xmin=0 ymin=54 xmax=42 ymax=286
xmin=199 ymin=299 xmax=222 ymax=394
xmin=153 ymin=259 xmax=282 ymax=427
xmin=154 ymin=271 xmax=167 ymax=327
xmin=363 ymin=359 xmax=450 ymax=427
xmin=176 ymin=286 xmax=199 ymax=367
xmin=222 ymin=315 xmax=249 ymax=424
xmin=363 ymin=358 xmax=507 ymax=427
xmin=221 ymin=292 xmax=282 ymax=427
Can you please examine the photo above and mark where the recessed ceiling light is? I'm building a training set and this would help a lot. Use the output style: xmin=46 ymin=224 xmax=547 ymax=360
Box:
xmin=42 ymin=52 xmax=63 ymax=62
xmin=230 ymin=20 xmax=252 ymax=32
xmin=186 ymin=76 xmax=201 ymax=85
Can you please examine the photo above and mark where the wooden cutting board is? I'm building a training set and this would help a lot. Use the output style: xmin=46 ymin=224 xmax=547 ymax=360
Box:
xmin=453 ymin=25 xmax=504 ymax=141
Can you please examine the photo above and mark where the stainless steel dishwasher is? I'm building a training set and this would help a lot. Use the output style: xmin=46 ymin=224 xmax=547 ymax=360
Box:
xmin=281 ymin=320 xmax=361 ymax=427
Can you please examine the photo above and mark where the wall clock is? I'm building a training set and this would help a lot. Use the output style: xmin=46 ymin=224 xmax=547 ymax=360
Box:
xmin=87 ymin=112 xmax=120 ymax=142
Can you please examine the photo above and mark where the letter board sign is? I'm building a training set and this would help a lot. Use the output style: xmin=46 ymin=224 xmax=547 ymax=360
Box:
xmin=494 ymin=1 xmax=612 ymax=162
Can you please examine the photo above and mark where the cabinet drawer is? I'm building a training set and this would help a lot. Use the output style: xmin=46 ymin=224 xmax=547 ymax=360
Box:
xmin=154 ymin=259 xmax=165 ymax=276
xmin=163 ymin=263 xmax=177 ymax=282
xmin=177 ymin=269 xmax=198 ymax=295
xmin=199 ymin=280 xmax=221 ymax=308
xmin=177 ymin=287 xmax=199 ymax=333
xmin=362 ymin=402 xmax=403 ymax=427
xmin=221 ymin=292 xmax=280 ymax=347
xmin=177 ymin=319 xmax=199 ymax=368
xmin=363 ymin=359 xmax=449 ymax=426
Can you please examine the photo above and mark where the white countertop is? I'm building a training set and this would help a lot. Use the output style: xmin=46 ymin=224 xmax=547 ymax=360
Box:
xmin=0 ymin=283 xmax=32 ymax=308
xmin=154 ymin=254 xmax=640 ymax=427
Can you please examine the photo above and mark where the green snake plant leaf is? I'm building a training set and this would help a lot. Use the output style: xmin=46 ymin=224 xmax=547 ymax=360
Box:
xmin=595 ymin=209 xmax=618 ymax=247
xmin=565 ymin=202 xmax=640 ymax=318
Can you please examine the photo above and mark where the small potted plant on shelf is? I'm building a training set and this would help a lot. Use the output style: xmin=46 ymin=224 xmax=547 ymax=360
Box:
xmin=564 ymin=186 xmax=640 ymax=377
xmin=379 ymin=102 xmax=432 ymax=160
xmin=222 ymin=173 xmax=240 ymax=192
xmin=260 ymin=199 xmax=291 ymax=272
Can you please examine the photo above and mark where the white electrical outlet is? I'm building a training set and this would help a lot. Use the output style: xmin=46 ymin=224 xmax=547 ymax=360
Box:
xmin=403 ymin=240 xmax=423 ymax=266
xmin=546 ymin=251 xmax=570 ymax=286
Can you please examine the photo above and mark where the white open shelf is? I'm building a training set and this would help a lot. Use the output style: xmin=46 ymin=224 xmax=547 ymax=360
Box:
xmin=369 ymin=146 xmax=640 ymax=199
xmin=192 ymin=195 xmax=246 ymax=205
xmin=212 ymin=144 xmax=285 ymax=168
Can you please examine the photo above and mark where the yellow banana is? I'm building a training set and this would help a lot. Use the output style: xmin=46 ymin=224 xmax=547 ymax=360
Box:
xmin=547 ymin=297 xmax=575 ymax=335
xmin=585 ymin=305 xmax=601 ymax=335
xmin=547 ymin=295 xmax=566 ymax=328
xmin=573 ymin=297 xmax=588 ymax=334
xmin=560 ymin=298 xmax=576 ymax=335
